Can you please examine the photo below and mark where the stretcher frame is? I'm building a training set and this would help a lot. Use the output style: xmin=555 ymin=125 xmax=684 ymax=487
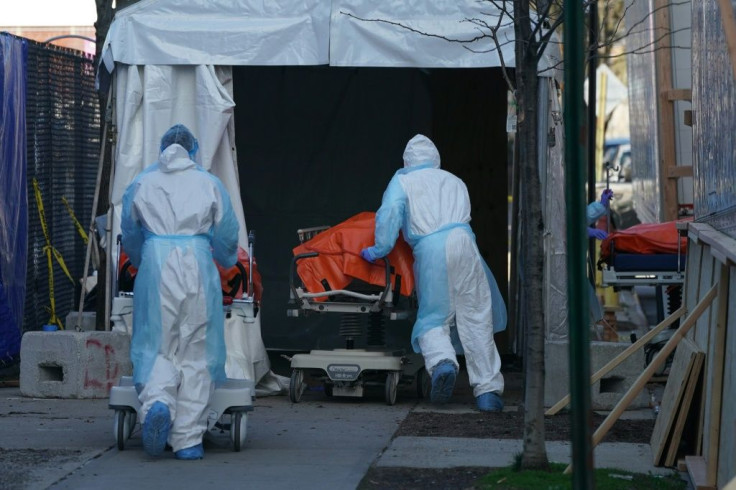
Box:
xmin=285 ymin=227 xmax=427 ymax=405
xmin=109 ymin=233 xmax=259 ymax=452
xmin=600 ymin=225 xmax=686 ymax=288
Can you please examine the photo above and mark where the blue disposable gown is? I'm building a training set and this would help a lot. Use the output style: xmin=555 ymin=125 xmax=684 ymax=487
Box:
xmin=362 ymin=135 xmax=505 ymax=397
xmin=121 ymin=143 xmax=238 ymax=451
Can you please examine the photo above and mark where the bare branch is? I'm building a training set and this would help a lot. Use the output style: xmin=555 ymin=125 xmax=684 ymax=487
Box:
xmin=339 ymin=11 xmax=489 ymax=44
xmin=339 ymin=8 xmax=518 ymax=94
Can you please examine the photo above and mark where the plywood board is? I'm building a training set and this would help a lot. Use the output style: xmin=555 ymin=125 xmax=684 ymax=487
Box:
xmin=717 ymin=266 xmax=736 ymax=487
xmin=665 ymin=350 xmax=705 ymax=466
xmin=651 ymin=337 xmax=702 ymax=465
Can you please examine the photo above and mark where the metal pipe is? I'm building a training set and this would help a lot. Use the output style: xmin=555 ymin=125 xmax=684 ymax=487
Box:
xmin=76 ymin=88 xmax=112 ymax=331
xmin=564 ymin=0 xmax=595 ymax=487
xmin=587 ymin=0 xmax=599 ymax=279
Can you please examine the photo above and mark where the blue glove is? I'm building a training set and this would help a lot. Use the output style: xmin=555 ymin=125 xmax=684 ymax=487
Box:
xmin=360 ymin=248 xmax=376 ymax=263
xmin=600 ymin=189 xmax=614 ymax=208
xmin=588 ymin=228 xmax=608 ymax=240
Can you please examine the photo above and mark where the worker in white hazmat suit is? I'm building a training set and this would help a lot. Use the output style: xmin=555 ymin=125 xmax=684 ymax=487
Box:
xmin=121 ymin=124 xmax=239 ymax=459
xmin=360 ymin=134 xmax=507 ymax=412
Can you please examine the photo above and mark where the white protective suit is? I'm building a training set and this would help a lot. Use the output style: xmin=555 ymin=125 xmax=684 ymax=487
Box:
xmin=361 ymin=135 xmax=505 ymax=398
xmin=121 ymin=142 xmax=239 ymax=452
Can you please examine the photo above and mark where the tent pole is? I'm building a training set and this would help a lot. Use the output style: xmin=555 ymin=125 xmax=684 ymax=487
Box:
xmin=75 ymin=88 xmax=112 ymax=331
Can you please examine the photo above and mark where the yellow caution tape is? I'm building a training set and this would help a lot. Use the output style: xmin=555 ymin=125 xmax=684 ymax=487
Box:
xmin=61 ymin=196 xmax=89 ymax=245
xmin=32 ymin=178 xmax=75 ymax=330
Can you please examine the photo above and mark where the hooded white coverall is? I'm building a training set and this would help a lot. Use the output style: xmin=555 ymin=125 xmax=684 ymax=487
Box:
xmin=121 ymin=143 xmax=239 ymax=452
xmin=362 ymin=135 xmax=505 ymax=398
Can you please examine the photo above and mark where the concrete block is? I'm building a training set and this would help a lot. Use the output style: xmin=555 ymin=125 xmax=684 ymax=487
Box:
xmin=544 ymin=340 xmax=650 ymax=411
xmin=20 ymin=331 xmax=132 ymax=399
xmin=64 ymin=311 xmax=96 ymax=331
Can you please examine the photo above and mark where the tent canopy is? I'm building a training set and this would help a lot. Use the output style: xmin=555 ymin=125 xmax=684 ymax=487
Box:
xmin=101 ymin=0 xmax=559 ymax=72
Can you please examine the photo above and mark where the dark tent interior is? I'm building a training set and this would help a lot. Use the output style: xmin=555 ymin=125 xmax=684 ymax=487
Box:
xmin=232 ymin=66 xmax=511 ymax=354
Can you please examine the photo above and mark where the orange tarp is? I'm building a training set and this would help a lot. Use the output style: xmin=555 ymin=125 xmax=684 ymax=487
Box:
xmin=217 ymin=247 xmax=263 ymax=301
xmin=600 ymin=219 xmax=690 ymax=264
xmin=119 ymin=246 xmax=263 ymax=301
xmin=292 ymin=212 xmax=415 ymax=299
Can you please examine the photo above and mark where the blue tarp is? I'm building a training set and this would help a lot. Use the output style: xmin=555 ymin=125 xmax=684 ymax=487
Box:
xmin=0 ymin=33 xmax=28 ymax=364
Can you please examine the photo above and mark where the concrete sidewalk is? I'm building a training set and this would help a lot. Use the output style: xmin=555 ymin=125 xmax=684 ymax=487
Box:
xmin=0 ymin=379 xmax=685 ymax=490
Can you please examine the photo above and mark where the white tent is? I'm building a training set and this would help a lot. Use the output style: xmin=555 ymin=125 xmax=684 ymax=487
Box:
xmin=100 ymin=0 xmax=567 ymax=380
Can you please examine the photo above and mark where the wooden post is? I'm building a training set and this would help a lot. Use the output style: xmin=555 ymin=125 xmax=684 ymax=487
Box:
xmin=563 ymin=284 xmax=718 ymax=475
xmin=654 ymin=0 xmax=679 ymax=222
xmin=717 ymin=0 xmax=736 ymax=82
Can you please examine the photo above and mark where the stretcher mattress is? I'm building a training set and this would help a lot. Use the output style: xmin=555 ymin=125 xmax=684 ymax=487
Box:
xmin=292 ymin=212 xmax=415 ymax=299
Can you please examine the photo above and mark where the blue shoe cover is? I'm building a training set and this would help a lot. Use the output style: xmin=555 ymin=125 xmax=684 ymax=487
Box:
xmin=175 ymin=443 xmax=204 ymax=460
xmin=142 ymin=401 xmax=171 ymax=457
xmin=430 ymin=360 xmax=457 ymax=404
xmin=476 ymin=392 xmax=504 ymax=412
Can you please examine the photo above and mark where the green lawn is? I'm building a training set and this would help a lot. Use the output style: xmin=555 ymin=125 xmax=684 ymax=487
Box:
xmin=474 ymin=462 xmax=687 ymax=489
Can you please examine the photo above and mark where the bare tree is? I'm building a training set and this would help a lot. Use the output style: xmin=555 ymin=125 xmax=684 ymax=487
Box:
xmin=338 ymin=0 xmax=652 ymax=473
xmin=513 ymin=0 xmax=548 ymax=470
xmin=92 ymin=0 xmax=115 ymax=330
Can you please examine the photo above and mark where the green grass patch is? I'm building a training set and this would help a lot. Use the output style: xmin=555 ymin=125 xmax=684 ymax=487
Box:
xmin=474 ymin=462 xmax=686 ymax=489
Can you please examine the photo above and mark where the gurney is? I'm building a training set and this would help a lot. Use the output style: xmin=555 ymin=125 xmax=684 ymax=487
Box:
xmin=286 ymin=212 xmax=427 ymax=405
xmin=597 ymin=220 xmax=689 ymax=373
xmin=599 ymin=220 xmax=688 ymax=288
xmin=109 ymin=232 xmax=269 ymax=452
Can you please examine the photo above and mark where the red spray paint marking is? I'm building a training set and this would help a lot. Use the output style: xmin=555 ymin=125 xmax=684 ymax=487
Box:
xmin=83 ymin=338 xmax=120 ymax=392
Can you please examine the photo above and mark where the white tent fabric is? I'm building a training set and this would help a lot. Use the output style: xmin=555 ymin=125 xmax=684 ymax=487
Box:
xmin=330 ymin=1 xmax=517 ymax=68
xmin=584 ymin=63 xmax=628 ymax=117
xmin=111 ymin=64 xmax=247 ymax=250
xmin=100 ymin=0 xmax=330 ymax=69
xmin=100 ymin=0 xmax=561 ymax=72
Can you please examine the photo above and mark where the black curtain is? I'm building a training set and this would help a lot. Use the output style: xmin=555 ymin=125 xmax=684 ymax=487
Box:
xmin=233 ymin=66 xmax=508 ymax=352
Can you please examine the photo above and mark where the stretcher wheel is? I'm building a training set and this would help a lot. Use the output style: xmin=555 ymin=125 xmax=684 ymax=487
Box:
xmin=289 ymin=369 xmax=305 ymax=403
xmin=113 ymin=409 xmax=134 ymax=450
xmin=385 ymin=371 xmax=400 ymax=405
xmin=230 ymin=411 xmax=247 ymax=452
xmin=415 ymin=367 xmax=431 ymax=399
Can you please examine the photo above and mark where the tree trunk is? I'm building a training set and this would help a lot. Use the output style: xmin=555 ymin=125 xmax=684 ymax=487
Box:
xmin=93 ymin=0 xmax=115 ymax=329
xmin=514 ymin=0 xmax=549 ymax=470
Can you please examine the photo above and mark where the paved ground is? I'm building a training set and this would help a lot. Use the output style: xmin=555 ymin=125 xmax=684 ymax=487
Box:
xmin=0 ymin=355 xmax=688 ymax=490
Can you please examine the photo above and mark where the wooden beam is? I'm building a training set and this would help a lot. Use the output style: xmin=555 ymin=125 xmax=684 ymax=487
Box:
xmin=665 ymin=349 xmax=704 ymax=467
xmin=667 ymin=165 xmax=694 ymax=179
xmin=650 ymin=337 xmax=702 ymax=466
xmin=686 ymin=456 xmax=716 ymax=490
xmin=696 ymin=227 xmax=736 ymax=266
xmin=717 ymin=0 xmax=736 ymax=82
xmin=654 ymin=0 xmax=679 ymax=222
xmin=664 ymin=88 xmax=693 ymax=101
xmin=545 ymin=306 xmax=686 ymax=416
xmin=705 ymin=265 xmax=729 ymax=485
xmin=562 ymin=284 xmax=718 ymax=475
